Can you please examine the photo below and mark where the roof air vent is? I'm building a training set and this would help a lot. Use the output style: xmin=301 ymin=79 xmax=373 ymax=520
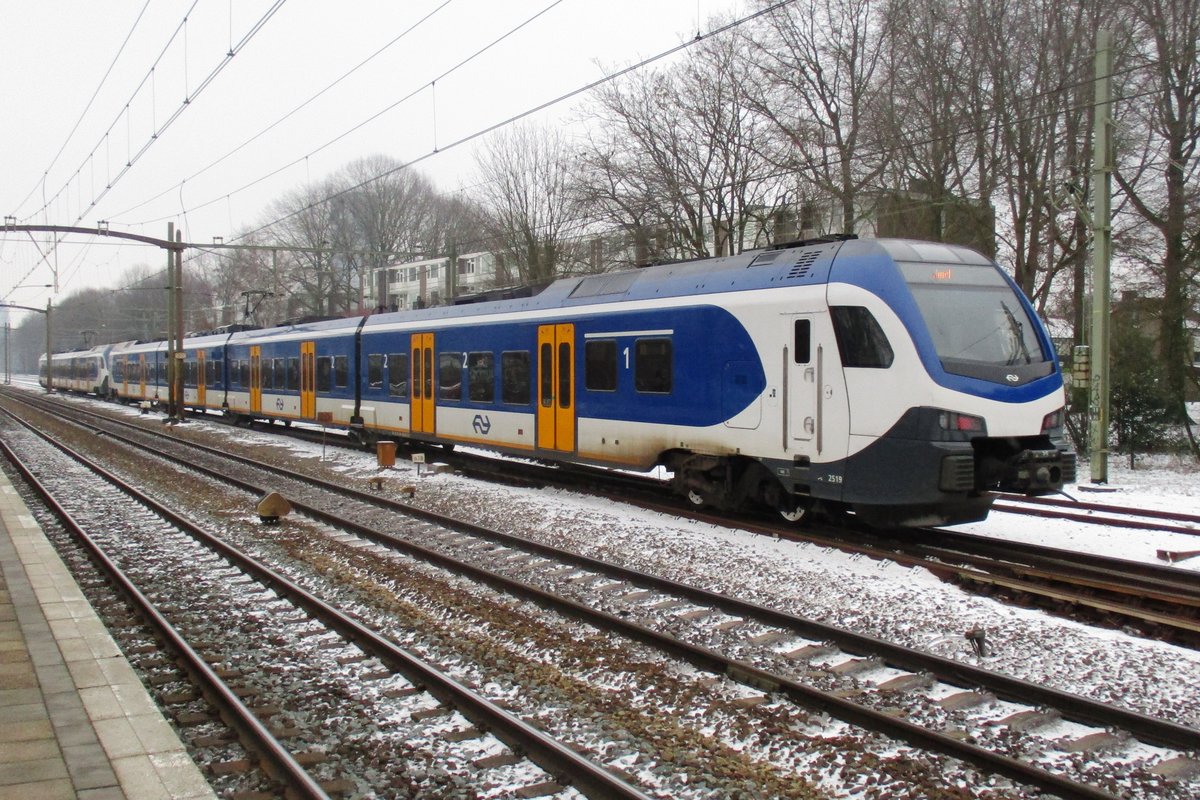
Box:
xmin=785 ymin=250 xmax=821 ymax=280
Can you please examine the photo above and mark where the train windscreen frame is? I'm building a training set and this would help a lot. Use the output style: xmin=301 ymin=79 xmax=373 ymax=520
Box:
xmin=899 ymin=260 xmax=1053 ymax=385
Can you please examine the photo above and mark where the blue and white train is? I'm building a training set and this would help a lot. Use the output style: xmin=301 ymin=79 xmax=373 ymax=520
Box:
xmin=42 ymin=236 xmax=1075 ymax=527
xmin=38 ymin=343 xmax=113 ymax=396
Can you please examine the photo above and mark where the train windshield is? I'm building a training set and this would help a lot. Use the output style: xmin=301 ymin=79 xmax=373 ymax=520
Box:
xmin=899 ymin=261 xmax=1050 ymax=381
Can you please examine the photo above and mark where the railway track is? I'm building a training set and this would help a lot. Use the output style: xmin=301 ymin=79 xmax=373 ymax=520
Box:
xmin=14 ymin=390 xmax=1200 ymax=641
xmin=4 ymin=388 xmax=1199 ymax=799
xmin=0 ymin=404 xmax=654 ymax=799
xmin=994 ymin=493 xmax=1200 ymax=540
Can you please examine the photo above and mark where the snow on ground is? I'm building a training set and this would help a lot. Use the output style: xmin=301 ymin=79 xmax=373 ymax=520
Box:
xmin=240 ymin=423 xmax=1200 ymax=734
xmin=25 ymin=386 xmax=1200 ymax=750
xmin=954 ymin=454 xmax=1200 ymax=571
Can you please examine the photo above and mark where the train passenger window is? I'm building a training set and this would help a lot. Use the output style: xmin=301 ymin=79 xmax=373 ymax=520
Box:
xmin=210 ymin=359 xmax=222 ymax=387
xmin=540 ymin=343 xmax=553 ymax=407
xmin=274 ymin=358 xmax=288 ymax=390
xmin=423 ymin=349 xmax=433 ymax=400
xmin=287 ymin=358 xmax=299 ymax=390
xmin=558 ymin=343 xmax=571 ymax=410
xmin=113 ymin=360 xmax=125 ymax=382
xmin=438 ymin=353 xmax=462 ymax=400
xmin=794 ymin=320 xmax=811 ymax=364
xmin=585 ymin=341 xmax=617 ymax=391
xmin=262 ymin=361 xmax=274 ymax=390
xmin=501 ymin=351 xmax=531 ymax=405
xmin=635 ymin=339 xmax=673 ymax=393
xmin=830 ymin=306 xmax=894 ymax=368
xmin=412 ymin=348 xmax=421 ymax=397
xmin=367 ymin=354 xmax=384 ymax=389
xmin=240 ymin=361 xmax=250 ymax=387
xmin=388 ymin=353 xmax=408 ymax=397
xmin=467 ymin=352 xmax=494 ymax=402
xmin=334 ymin=356 xmax=348 ymax=388
xmin=185 ymin=361 xmax=197 ymax=387
xmin=316 ymin=357 xmax=332 ymax=393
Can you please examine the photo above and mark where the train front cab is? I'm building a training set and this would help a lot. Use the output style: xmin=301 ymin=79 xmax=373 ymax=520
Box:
xmin=817 ymin=239 xmax=1076 ymax=528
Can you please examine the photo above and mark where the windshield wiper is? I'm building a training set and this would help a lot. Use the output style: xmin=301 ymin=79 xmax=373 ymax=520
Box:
xmin=1000 ymin=301 xmax=1032 ymax=365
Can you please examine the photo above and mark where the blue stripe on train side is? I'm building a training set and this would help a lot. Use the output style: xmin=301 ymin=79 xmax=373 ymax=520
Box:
xmin=360 ymin=304 xmax=765 ymax=428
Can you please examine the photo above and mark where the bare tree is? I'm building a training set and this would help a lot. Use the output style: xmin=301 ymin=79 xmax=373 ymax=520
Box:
xmin=196 ymin=233 xmax=287 ymax=328
xmin=333 ymin=156 xmax=443 ymax=311
xmin=748 ymin=0 xmax=890 ymax=235
xmin=981 ymin=0 xmax=1099 ymax=304
xmin=1113 ymin=0 xmax=1200 ymax=429
xmin=263 ymin=182 xmax=343 ymax=318
xmin=473 ymin=122 xmax=584 ymax=283
xmin=876 ymin=0 xmax=996 ymax=244
xmin=579 ymin=26 xmax=781 ymax=263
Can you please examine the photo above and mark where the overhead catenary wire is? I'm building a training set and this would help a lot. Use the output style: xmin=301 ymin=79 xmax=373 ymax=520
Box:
xmin=8 ymin=4 xmax=1181 ymax=312
xmin=21 ymin=0 xmax=204 ymax=224
xmin=235 ymin=9 xmax=1163 ymax=252
xmin=10 ymin=0 xmax=153 ymax=218
xmin=153 ymin=0 xmax=1156 ymax=255
xmin=123 ymin=0 xmax=572 ymax=230
xmin=5 ymin=0 xmax=288 ymax=303
xmin=155 ymin=0 xmax=797 ymax=247
xmin=106 ymin=0 xmax=461 ymax=223
xmin=97 ymin=17 xmax=1166 ymax=309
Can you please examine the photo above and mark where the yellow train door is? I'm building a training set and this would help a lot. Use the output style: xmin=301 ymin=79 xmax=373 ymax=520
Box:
xmin=250 ymin=346 xmax=262 ymax=414
xmin=537 ymin=323 xmax=575 ymax=452
xmin=410 ymin=333 xmax=435 ymax=434
xmin=197 ymin=351 xmax=207 ymax=407
xmin=300 ymin=341 xmax=316 ymax=419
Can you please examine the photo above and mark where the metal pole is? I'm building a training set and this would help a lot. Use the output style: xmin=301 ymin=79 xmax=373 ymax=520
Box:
xmin=1088 ymin=29 xmax=1113 ymax=484
xmin=173 ymin=228 xmax=185 ymax=422
xmin=45 ymin=298 xmax=53 ymax=393
xmin=4 ymin=322 xmax=10 ymax=385
xmin=166 ymin=222 xmax=177 ymax=418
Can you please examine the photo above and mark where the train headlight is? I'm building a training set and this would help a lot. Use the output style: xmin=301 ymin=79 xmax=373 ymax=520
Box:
xmin=938 ymin=410 xmax=986 ymax=434
xmin=1041 ymin=408 xmax=1065 ymax=434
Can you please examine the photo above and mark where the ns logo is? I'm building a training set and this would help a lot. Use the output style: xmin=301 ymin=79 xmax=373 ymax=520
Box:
xmin=472 ymin=414 xmax=492 ymax=435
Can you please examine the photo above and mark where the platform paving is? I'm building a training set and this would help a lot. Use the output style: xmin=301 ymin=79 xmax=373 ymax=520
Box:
xmin=0 ymin=470 xmax=215 ymax=800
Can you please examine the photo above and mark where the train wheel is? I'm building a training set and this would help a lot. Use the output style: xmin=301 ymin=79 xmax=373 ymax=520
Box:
xmin=778 ymin=501 xmax=807 ymax=523
xmin=686 ymin=489 xmax=706 ymax=507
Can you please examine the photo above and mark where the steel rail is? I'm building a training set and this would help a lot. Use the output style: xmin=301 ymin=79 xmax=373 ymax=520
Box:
xmin=913 ymin=528 xmax=1200 ymax=606
xmin=992 ymin=500 xmax=1200 ymax=536
xmin=0 ymin=438 xmax=332 ymax=800
xmin=0 ymin=405 xmax=654 ymax=800
xmin=9 ymin=391 xmax=1200 ymax=705
xmin=1 ymin=398 xmax=1165 ymax=798
xmin=998 ymin=492 xmax=1200 ymax=527
xmin=10 ymin=390 xmax=1200 ymax=748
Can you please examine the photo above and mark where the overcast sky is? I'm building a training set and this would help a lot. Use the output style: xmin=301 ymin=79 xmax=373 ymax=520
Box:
xmin=0 ymin=0 xmax=741 ymax=317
